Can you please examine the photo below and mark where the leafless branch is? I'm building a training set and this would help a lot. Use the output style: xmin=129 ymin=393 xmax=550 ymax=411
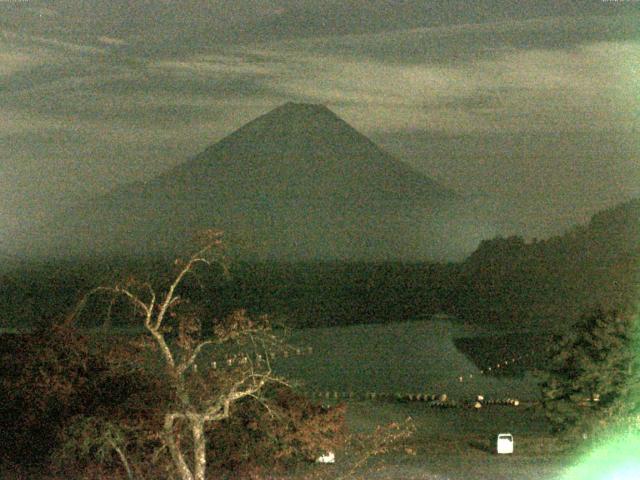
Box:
xmin=154 ymin=242 xmax=218 ymax=332
xmin=68 ymin=285 xmax=150 ymax=326
xmin=177 ymin=340 xmax=214 ymax=375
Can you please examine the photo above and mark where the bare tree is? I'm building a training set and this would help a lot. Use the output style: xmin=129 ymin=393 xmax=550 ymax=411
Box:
xmin=72 ymin=230 xmax=288 ymax=480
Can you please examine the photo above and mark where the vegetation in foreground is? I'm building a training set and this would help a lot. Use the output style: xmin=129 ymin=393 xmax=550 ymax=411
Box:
xmin=3 ymin=304 xmax=636 ymax=480
xmin=1 ymin=232 xmax=346 ymax=479
xmin=0 ymin=198 xmax=638 ymax=478
xmin=538 ymin=308 xmax=640 ymax=437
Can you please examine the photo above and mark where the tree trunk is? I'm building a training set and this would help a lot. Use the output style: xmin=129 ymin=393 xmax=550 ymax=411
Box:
xmin=164 ymin=414 xmax=194 ymax=480
xmin=192 ymin=417 xmax=207 ymax=480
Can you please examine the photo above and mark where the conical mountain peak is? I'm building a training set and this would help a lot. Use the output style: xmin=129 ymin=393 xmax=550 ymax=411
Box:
xmin=276 ymin=101 xmax=332 ymax=113
xmin=237 ymin=101 xmax=345 ymax=135
xmin=184 ymin=102 xmax=451 ymax=203
xmin=31 ymin=103 xmax=476 ymax=261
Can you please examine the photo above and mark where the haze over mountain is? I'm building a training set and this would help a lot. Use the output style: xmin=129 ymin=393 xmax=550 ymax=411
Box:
xmin=24 ymin=102 xmax=493 ymax=261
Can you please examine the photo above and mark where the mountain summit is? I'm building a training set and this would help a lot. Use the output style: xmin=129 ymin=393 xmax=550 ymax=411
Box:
xmin=163 ymin=101 xmax=451 ymax=205
xmin=29 ymin=103 xmax=490 ymax=261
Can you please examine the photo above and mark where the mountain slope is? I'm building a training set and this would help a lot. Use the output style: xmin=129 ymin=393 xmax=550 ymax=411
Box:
xmin=453 ymin=197 xmax=640 ymax=329
xmin=32 ymin=102 xmax=484 ymax=261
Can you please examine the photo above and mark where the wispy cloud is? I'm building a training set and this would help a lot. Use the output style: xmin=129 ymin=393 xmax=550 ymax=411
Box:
xmin=98 ymin=36 xmax=127 ymax=47
xmin=2 ymin=28 xmax=104 ymax=54
xmin=0 ymin=31 xmax=67 ymax=77
xmin=151 ymin=51 xmax=283 ymax=76
xmin=2 ymin=13 xmax=638 ymax=136
xmin=250 ymin=35 xmax=640 ymax=134
xmin=0 ymin=51 xmax=36 ymax=77
xmin=275 ymin=14 xmax=640 ymax=65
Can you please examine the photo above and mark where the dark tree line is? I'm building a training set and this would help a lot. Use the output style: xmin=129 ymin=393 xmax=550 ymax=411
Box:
xmin=537 ymin=308 xmax=639 ymax=437
xmin=452 ymin=198 xmax=639 ymax=330
xmin=1 ymin=198 xmax=637 ymax=335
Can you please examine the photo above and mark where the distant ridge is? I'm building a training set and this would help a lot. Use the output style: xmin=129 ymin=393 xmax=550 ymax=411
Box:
xmin=457 ymin=197 xmax=640 ymax=329
xmin=25 ymin=103 xmax=490 ymax=261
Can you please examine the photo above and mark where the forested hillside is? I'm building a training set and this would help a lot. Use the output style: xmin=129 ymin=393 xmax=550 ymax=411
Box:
xmin=1 ymin=199 xmax=637 ymax=332
xmin=452 ymin=198 xmax=639 ymax=329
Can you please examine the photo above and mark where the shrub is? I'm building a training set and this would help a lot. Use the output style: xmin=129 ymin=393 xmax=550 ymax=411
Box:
xmin=207 ymin=386 xmax=346 ymax=475
xmin=0 ymin=324 xmax=99 ymax=465
xmin=0 ymin=322 xmax=346 ymax=477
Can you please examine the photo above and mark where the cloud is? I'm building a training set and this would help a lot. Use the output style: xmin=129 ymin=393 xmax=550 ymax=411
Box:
xmin=274 ymin=14 xmax=640 ymax=65
xmin=98 ymin=36 xmax=127 ymax=47
xmin=0 ymin=6 xmax=638 ymax=249
xmin=250 ymin=35 xmax=640 ymax=134
xmin=0 ymin=42 xmax=282 ymax=129
xmin=6 ymin=30 xmax=103 ymax=54
xmin=151 ymin=53 xmax=277 ymax=77
xmin=2 ymin=13 xmax=638 ymax=137
xmin=0 ymin=51 xmax=35 ymax=77
xmin=0 ymin=31 xmax=66 ymax=77
xmin=0 ymin=108 xmax=69 ymax=137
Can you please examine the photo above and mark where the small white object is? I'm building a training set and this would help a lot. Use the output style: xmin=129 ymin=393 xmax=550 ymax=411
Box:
xmin=497 ymin=433 xmax=514 ymax=454
xmin=316 ymin=451 xmax=335 ymax=463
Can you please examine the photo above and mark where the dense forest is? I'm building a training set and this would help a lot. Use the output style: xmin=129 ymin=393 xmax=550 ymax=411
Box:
xmin=1 ymin=198 xmax=638 ymax=333
xmin=453 ymin=197 xmax=639 ymax=330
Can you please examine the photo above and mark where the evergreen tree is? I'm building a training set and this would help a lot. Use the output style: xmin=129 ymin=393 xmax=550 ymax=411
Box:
xmin=538 ymin=308 xmax=639 ymax=435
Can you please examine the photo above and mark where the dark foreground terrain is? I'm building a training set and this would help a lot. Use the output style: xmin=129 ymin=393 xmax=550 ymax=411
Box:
xmin=0 ymin=400 xmax=574 ymax=480
xmin=285 ymin=400 xmax=572 ymax=480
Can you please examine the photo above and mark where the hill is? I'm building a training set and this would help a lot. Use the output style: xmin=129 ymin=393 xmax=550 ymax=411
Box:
xmin=28 ymin=102 xmax=488 ymax=262
xmin=452 ymin=197 xmax=640 ymax=330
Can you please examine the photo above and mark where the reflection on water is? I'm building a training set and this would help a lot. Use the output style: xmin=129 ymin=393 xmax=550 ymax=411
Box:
xmin=275 ymin=318 xmax=539 ymax=399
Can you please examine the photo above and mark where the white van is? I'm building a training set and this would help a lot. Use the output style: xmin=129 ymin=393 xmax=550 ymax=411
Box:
xmin=497 ymin=433 xmax=514 ymax=454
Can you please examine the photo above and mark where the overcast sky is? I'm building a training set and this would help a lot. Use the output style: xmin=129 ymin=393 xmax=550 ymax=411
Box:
xmin=1 ymin=0 xmax=639 ymax=251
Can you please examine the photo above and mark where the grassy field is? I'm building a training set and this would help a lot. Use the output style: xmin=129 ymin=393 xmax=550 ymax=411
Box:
xmin=265 ymin=319 xmax=577 ymax=479
xmin=284 ymin=400 xmax=574 ymax=480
